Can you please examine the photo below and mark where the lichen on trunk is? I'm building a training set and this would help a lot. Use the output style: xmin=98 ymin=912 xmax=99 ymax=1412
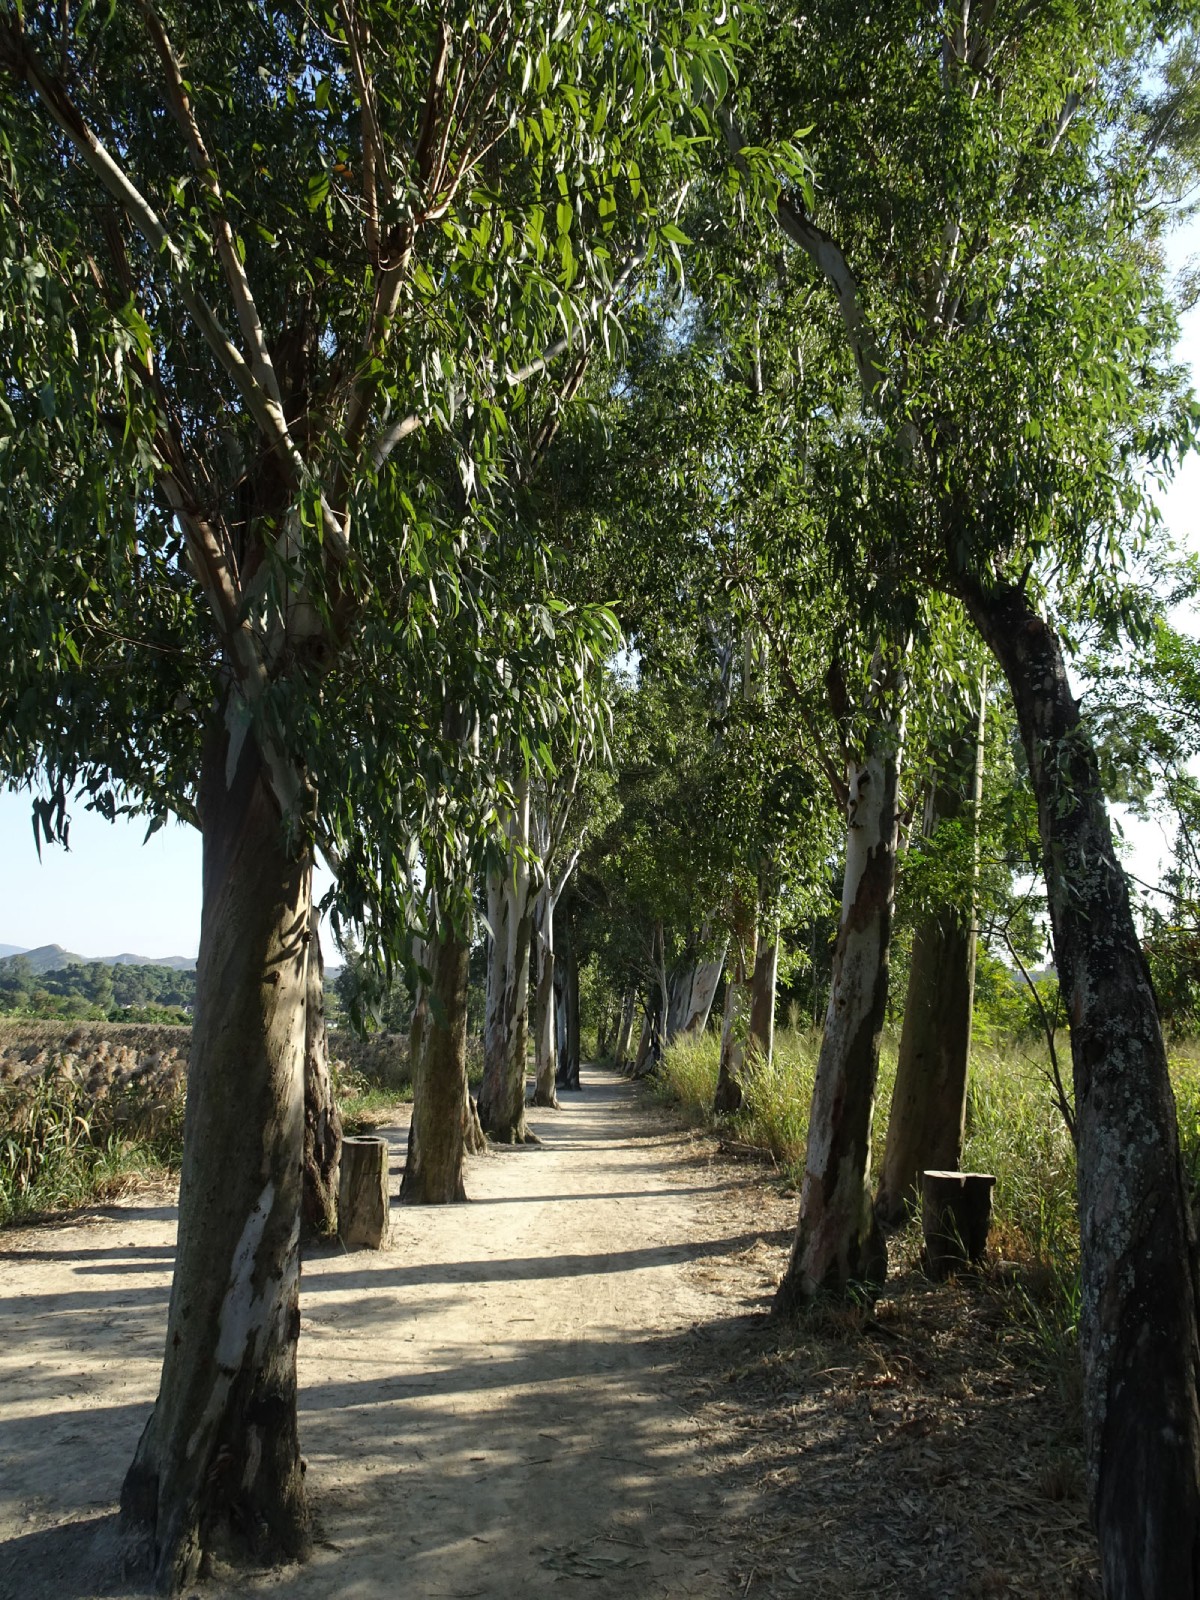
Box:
xmin=775 ymin=666 xmax=904 ymax=1311
xmin=402 ymin=920 xmax=472 ymax=1204
xmin=120 ymin=723 xmax=311 ymax=1592
xmin=302 ymin=912 xmax=341 ymax=1238
xmin=962 ymin=576 xmax=1200 ymax=1597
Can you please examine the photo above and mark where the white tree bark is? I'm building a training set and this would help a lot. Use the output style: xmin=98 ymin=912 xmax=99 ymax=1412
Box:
xmin=776 ymin=660 xmax=906 ymax=1307
xmin=478 ymin=777 xmax=536 ymax=1143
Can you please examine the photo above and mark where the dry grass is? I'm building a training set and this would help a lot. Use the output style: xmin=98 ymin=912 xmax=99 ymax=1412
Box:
xmin=664 ymin=1147 xmax=1100 ymax=1600
xmin=0 ymin=1020 xmax=423 ymax=1226
xmin=657 ymin=1023 xmax=1200 ymax=1374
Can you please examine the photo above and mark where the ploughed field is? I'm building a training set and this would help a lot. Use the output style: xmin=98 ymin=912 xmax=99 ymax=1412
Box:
xmin=0 ymin=1066 xmax=1095 ymax=1599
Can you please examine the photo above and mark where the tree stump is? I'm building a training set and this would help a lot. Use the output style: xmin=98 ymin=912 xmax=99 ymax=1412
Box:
xmin=338 ymin=1136 xmax=390 ymax=1250
xmin=921 ymin=1169 xmax=996 ymax=1279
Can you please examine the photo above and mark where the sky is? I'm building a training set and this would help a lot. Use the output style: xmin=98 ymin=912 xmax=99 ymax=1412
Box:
xmin=2 ymin=233 xmax=1199 ymax=964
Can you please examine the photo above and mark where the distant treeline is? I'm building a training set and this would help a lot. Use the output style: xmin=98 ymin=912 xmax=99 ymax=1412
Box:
xmin=0 ymin=956 xmax=195 ymax=1022
xmin=0 ymin=955 xmax=350 ymax=1026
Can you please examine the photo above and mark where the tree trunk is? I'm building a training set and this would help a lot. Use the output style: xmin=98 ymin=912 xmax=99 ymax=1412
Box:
xmin=561 ymin=913 xmax=581 ymax=1089
xmin=402 ymin=921 xmax=471 ymax=1204
xmin=665 ymin=918 xmax=729 ymax=1044
xmin=121 ymin=725 xmax=310 ymax=1592
xmin=714 ymin=901 xmax=758 ymax=1115
xmin=301 ymin=913 xmax=341 ymax=1239
xmin=595 ymin=1002 xmax=612 ymax=1060
xmin=748 ymin=929 xmax=779 ymax=1068
xmin=463 ymin=1091 xmax=487 ymax=1155
xmin=877 ymin=695 xmax=985 ymax=1226
xmin=478 ymin=779 xmax=536 ymax=1143
xmin=631 ymin=994 xmax=658 ymax=1079
xmin=963 ymin=577 xmax=1200 ymax=1598
xmin=614 ymin=989 xmax=637 ymax=1067
xmin=774 ymin=684 xmax=903 ymax=1310
xmin=532 ymin=884 xmax=559 ymax=1108
xmin=679 ymin=948 xmax=727 ymax=1038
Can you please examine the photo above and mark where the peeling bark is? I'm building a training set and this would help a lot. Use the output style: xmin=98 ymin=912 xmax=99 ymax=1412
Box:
xmin=478 ymin=778 xmax=536 ymax=1143
xmin=714 ymin=903 xmax=757 ymax=1115
xmin=666 ymin=919 xmax=728 ymax=1044
xmin=877 ymin=700 xmax=984 ymax=1226
xmin=963 ymin=578 xmax=1200 ymax=1597
xmin=775 ymin=689 xmax=902 ymax=1309
xmin=402 ymin=920 xmax=471 ymax=1204
xmin=121 ymin=723 xmax=310 ymax=1592
xmin=301 ymin=913 xmax=341 ymax=1239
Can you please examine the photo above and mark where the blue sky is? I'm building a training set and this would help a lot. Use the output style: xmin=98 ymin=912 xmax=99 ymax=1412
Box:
xmin=2 ymin=236 xmax=1199 ymax=963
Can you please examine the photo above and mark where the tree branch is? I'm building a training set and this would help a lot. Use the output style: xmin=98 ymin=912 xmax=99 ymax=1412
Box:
xmin=714 ymin=102 xmax=885 ymax=405
xmin=336 ymin=0 xmax=391 ymax=267
xmin=1 ymin=17 xmax=349 ymax=564
xmin=367 ymin=244 xmax=647 ymax=470
xmin=138 ymin=2 xmax=286 ymax=413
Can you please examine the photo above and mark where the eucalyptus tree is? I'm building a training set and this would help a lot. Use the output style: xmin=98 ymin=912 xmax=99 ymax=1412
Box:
xmin=645 ymin=267 xmax=918 ymax=1263
xmin=530 ymin=753 xmax=618 ymax=1105
xmin=0 ymin=1 xmax=739 ymax=1585
xmin=719 ymin=2 xmax=1200 ymax=1587
xmin=876 ymin=633 xmax=989 ymax=1226
xmin=476 ymin=606 xmax=618 ymax=1141
xmin=401 ymin=585 xmax=617 ymax=1189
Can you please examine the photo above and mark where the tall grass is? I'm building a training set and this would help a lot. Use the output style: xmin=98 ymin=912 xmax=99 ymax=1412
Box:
xmin=658 ymin=1024 xmax=1200 ymax=1348
xmin=0 ymin=1072 xmax=186 ymax=1226
xmin=657 ymin=1026 xmax=897 ymax=1182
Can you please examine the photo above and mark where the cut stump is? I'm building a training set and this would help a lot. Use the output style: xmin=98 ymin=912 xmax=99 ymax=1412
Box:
xmin=922 ymin=1169 xmax=996 ymax=1279
xmin=338 ymin=1136 xmax=390 ymax=1250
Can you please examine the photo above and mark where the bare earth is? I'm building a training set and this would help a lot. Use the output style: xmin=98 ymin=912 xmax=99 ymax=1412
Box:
xmin=0 ymin=1065 xmax=1097 ymax=1600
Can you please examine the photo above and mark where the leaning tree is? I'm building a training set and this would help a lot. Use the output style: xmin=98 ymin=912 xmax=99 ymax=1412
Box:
xmin=720 ymin=1 xmax=1200 ymax=1590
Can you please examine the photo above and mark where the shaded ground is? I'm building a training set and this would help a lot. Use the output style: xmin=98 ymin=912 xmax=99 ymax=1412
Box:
xmin=0 ymin=1065 xmax=1096 ymax=1598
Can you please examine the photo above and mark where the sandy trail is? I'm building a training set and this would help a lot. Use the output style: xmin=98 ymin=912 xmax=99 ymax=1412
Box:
xmin=0 ymin=1067 xmax=779 ymax=1599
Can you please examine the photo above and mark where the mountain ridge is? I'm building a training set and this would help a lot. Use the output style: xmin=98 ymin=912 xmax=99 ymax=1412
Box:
xmin=0 ymin=943 xmax=197 ymax=974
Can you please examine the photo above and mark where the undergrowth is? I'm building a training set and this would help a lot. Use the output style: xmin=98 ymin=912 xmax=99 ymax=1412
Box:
xmin=656 ymin=1024 xmax=1200 ymax=1371
xmin=1 ymin=1026 xmax=484 ymax=1224
xmin=0 ymin=1072 xmax=186 ymax=1227
xmin=334 ymin=1061 xmax=413 ymax=1132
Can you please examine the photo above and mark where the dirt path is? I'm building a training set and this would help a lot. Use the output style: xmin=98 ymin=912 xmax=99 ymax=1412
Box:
xmin=0 ymin=1066 xmax=784 ymax=1600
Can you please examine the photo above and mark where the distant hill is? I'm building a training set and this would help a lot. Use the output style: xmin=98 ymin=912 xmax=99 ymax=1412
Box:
xmin=3 ymin=943 xmax=86 ymax=973
xmin=102 ymin=952 xmax=196 ymax=971
xmin=0 ymin=944 xmax=196 ymax=974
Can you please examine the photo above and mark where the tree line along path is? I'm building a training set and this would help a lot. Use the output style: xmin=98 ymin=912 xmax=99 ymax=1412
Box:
xmin=0 ymin=1070 xmax=1096 ymax=1599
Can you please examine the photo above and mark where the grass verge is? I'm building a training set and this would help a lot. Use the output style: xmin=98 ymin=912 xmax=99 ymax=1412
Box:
xmin=655 ymin=1023 xmax=1200 ymax=1366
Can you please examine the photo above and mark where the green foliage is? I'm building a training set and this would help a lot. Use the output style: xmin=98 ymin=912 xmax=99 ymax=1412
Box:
xmin=0 ymin=956 xmax=194 ymax=1021
xmin=972 ymin=948 xmax=1061 ymax=1046
xmin=658 ymin=1026 xmax=860 ymax=1180
xmin=0 ymin=0 xmax=756 ymax=971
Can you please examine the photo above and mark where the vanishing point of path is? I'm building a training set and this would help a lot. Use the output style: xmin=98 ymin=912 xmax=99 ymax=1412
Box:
xmin=0 ymin=1066 xmax=783 ymax=1600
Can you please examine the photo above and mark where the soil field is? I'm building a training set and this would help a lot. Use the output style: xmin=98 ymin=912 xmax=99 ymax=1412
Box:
xmin=0 ymin=1066 xmax=1096 ymax=1599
